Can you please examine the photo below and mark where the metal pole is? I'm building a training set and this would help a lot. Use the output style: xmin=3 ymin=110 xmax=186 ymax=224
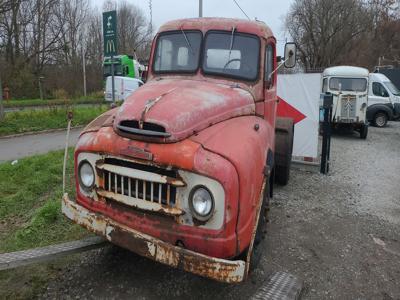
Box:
xmin=199 ymin=0 xmax=203 ymax=17
xmin=111 ymin=55 xmax=115 ymax=103
xmin=0 ymin=76 xmax=4 ymax=120
xmin=83 ymin=51 xmax=87 ymax=97
xmin=38 ymin=78 xmax=43 ymax=101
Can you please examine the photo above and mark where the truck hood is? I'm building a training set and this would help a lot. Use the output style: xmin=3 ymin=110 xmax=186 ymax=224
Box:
xmin=113 ymin=79 xmax=255 ymax=142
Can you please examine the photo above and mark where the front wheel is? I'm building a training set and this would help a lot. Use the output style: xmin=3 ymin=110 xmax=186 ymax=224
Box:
xmin=373 ymin=112 xmax=388 ymax=127
xmin=360 ymin=124 xmax=368 ymax=139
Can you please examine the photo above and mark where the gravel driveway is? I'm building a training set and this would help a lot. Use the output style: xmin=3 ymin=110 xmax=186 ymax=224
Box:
xmin=41 ymin=122 xmax=400 ymax=300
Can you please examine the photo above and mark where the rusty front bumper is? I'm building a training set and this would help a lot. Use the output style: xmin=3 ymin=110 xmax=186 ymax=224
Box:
xmin=61 ymin=194 xmax=246 ymax=283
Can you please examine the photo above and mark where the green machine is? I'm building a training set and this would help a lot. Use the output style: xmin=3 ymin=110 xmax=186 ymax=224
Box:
xmin=103 ymin=54 xmax=139 ymax=79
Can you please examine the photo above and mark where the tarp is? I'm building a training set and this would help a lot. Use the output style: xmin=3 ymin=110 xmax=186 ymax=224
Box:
xmin=277 ymin=73 xmax=321 ymax=161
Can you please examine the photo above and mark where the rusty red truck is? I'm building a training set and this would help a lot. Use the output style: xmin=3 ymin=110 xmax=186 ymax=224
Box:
xmin=62 ymin=18 xmax=296 ymax=283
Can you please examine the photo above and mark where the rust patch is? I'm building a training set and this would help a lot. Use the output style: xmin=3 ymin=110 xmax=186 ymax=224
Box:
xmin=62 ymin=194 xmax=246 ymax=283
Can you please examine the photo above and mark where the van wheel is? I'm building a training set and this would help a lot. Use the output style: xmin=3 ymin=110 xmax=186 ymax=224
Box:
xmin=373 ymin=112 xmax=388 ymax=127
xmin=360 ymin=124 xmax=368 ymax=139
xmin=249 ymin=180 xmax=270 ymax=272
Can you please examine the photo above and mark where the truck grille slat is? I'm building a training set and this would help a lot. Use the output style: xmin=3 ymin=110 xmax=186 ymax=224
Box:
xmin=102 ymin=169 xmax=177 ymax=208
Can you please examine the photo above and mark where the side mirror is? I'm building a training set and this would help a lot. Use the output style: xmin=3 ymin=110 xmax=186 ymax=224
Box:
xmin=284 ymin=42 xmax=296 ymax=68
xmin=276 ymin=56 xmax=282 ymax=63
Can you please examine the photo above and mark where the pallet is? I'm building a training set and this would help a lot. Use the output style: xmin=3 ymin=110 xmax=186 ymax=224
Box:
xmin=0 ymin=236 xmax=107 ymax=271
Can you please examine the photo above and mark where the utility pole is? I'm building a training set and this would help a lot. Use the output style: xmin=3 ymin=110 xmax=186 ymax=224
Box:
xmin=199 ymin=0 xmax=203 ymax=17
xmin=0 ymin=75 xmax=4 ymax=120
xmin=82 ymin=50 xmax=87 ymax=97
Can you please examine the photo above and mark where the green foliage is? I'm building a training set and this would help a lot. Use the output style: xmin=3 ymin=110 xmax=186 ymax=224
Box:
xmin=0 ymin=105 xmax=108 ymax=136
xmin=0 ymin=150 xmax=88 ymax=299
xmin=4 ymin=93 xmax=105 ymax=108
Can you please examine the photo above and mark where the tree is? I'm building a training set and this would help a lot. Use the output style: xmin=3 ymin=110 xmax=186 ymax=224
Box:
xmin=285 ymin=0 xmax=372 ymax=70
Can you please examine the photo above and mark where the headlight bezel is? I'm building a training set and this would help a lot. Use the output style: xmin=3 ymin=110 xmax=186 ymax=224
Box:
xmin=189 ymin=185 xmax=215 ymax=222
xmin=78 ymin=160 xmax=95 ymax=192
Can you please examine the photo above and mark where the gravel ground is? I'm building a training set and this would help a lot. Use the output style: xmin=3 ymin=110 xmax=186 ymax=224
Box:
xmin=41 ymin=122 xmax=400 ymax=300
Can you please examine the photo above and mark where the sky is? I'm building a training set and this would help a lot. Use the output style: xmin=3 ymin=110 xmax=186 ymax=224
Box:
xmin=97 ymin=0 xmax=293 ymax=53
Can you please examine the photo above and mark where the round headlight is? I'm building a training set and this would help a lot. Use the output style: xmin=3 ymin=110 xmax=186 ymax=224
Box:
xmin=78 ymin=161 xmax=95 ymax=190
xmin=189 ymin=186 xmax=214 ymax=221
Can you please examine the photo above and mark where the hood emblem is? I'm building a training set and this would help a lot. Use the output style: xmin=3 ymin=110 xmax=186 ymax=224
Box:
xmin=139 ymin=88 xmax=177 ymax=129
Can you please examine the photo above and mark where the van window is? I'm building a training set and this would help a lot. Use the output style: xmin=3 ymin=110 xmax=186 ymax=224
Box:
xmin=329 ymin=77 xmax=367 ymax=92
xmin=322 ymin=78 xmax=328 ymax=92
xmin=384 ymin=81 xmax=400 ymax=96
xmin=372 ymin=82 xmax=389 ymax=97
xmin=265 ymin=44 xmax=274 ymax=86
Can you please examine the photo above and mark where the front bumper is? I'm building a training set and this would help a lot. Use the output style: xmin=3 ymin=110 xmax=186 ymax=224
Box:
xmin=62 ymin=194 xmax=246 ymax=283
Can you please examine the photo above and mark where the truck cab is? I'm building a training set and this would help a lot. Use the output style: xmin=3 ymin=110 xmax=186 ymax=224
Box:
xmin=322 ymin=66 xmax=369 ymax=138
xmin=367 ymin=73 xmax=400 ymax=127
xmin=62 ymin=18 xmax=295 ymax=283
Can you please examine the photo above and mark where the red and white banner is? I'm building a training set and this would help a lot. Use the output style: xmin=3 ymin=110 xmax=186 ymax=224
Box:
xmin=277 ymin=73 xmax=321 ymax=162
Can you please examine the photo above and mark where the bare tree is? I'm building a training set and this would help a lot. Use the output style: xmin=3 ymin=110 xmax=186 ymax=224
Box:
xmin=286 ymin=0 xmax=372 ymax=70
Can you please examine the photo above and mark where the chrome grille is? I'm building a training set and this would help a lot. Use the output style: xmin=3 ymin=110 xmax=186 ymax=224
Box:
xmin=102 ymin=169 xmax=176 ymax=206
xmin=340 ymin=95 xmax=357 ymax=118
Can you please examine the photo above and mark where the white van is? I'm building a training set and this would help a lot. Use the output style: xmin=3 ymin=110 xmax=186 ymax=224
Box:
xmin=367 ymin=73 xmax=400 ymax=127
xmin=322 ymin=66 xmax=369 ymax=139
xmin=105 ymin=76 xmax=144 ymax=102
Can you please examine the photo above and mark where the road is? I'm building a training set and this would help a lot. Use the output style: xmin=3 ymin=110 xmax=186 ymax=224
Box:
xmin=0 ymin=128 xmax=81 ymax=162
xmin=39 ymin=122 xmax=400 ymax=299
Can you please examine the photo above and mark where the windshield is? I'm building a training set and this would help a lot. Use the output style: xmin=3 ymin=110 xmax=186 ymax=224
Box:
xmin=384 ymin=81 xmax=400 ymax=96
xmin=104 ymin=64 xmax=123 ymax=77
xmin=152 ymin=30 xmax=260 ymax=81
xmin=203 ymin=31 xmax=260 ymax=81
xmin=153 ymin=31 xmax=202 ymax=73
xmin=329 ymin=77 xmax=367 ymax=92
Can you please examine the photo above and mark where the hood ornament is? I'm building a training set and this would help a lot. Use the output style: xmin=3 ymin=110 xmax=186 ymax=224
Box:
xmin=139 ymin=87 xmax=177 ymax=129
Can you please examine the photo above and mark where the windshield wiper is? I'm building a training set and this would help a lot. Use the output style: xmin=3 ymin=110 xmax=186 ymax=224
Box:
xmin=228 ymin=26 xmax=236 ymax=59
xmin=181 ymin=27 xmax=194 ymax=55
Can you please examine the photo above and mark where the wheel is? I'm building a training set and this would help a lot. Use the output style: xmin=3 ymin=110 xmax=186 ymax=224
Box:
xmin=360 ymin=124 xmax=368 ymax=139
xmin=373 ymin=112 xmax=388 ymax=127
xmin=249 ymin=180 xmax=270 ymax=271
xmin=274 ymin=118 xmax=294 ymax=186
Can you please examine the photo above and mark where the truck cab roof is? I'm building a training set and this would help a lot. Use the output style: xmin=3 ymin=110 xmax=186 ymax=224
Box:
xmin=158 ymin=17 xmax=274 ymax=40
xmin=323 ymin=66 xmax=369 ymax=78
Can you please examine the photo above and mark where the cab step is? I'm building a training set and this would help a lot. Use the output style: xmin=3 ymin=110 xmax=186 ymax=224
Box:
xmin=250 ymin=271 xmax=303 ymax=300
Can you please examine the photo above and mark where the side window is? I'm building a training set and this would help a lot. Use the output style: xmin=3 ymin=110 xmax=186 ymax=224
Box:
xmin=322 ymin=78 xmax=328 ymax=93
xmin=123 ymin=65 xmax=129 ymax=76
xmin=265 ymin=44 xmax=274 ymax=87
xmin=372 ymin=82 xmax=389 ymax=97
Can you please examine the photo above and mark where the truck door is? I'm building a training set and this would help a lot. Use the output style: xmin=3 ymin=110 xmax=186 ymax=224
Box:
xmin=369 ymin=81 xmax=390 ymax=107
xmin=264 ymin=42 xmax=278 ymax=127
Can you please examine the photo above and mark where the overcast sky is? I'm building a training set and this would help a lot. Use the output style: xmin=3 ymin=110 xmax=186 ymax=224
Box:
xmin=97 ymin=0 xmax=293 ymax=53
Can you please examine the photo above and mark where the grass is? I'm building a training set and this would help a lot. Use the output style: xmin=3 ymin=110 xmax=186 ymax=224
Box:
xmin=0 ymin=148 xmax=88 ymax=253
xmin=0 ymin=149 xmax=90 ymax=298
xmin=0 ymin=105 xmax=108 ymax=136
xmin=4 ymin=95 xmax=105 ymax=108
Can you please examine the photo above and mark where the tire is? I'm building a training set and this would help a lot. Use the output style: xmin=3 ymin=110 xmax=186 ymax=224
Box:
xmin=249 ymin=180 xmax=270 ymax=272
xmin=373 ymin=112 xmax=388 ymax=127
xmin=360 ymin=124 xmax=368 ymax=139
xmin=275 ymin=118 xmax=294 ymax=186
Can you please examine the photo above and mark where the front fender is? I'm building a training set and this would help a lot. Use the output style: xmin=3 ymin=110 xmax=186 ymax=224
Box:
xmin=367 ymin=104 xmax=394 ymax=121
xmin=191 ymin=116 xmax=274 ymax=255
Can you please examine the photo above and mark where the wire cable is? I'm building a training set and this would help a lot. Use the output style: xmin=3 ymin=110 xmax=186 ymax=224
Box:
xmin=232 ymin=0 xmax=250 ymax=20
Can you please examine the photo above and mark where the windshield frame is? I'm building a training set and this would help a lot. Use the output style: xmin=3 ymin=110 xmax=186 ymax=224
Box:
xmin=202 ymin=30 xmax=261 ymax=82
xmin=152 ymin=29 xmax=203 ymax=75
xmin=328 ymin=77 xmax=368 ymax=92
